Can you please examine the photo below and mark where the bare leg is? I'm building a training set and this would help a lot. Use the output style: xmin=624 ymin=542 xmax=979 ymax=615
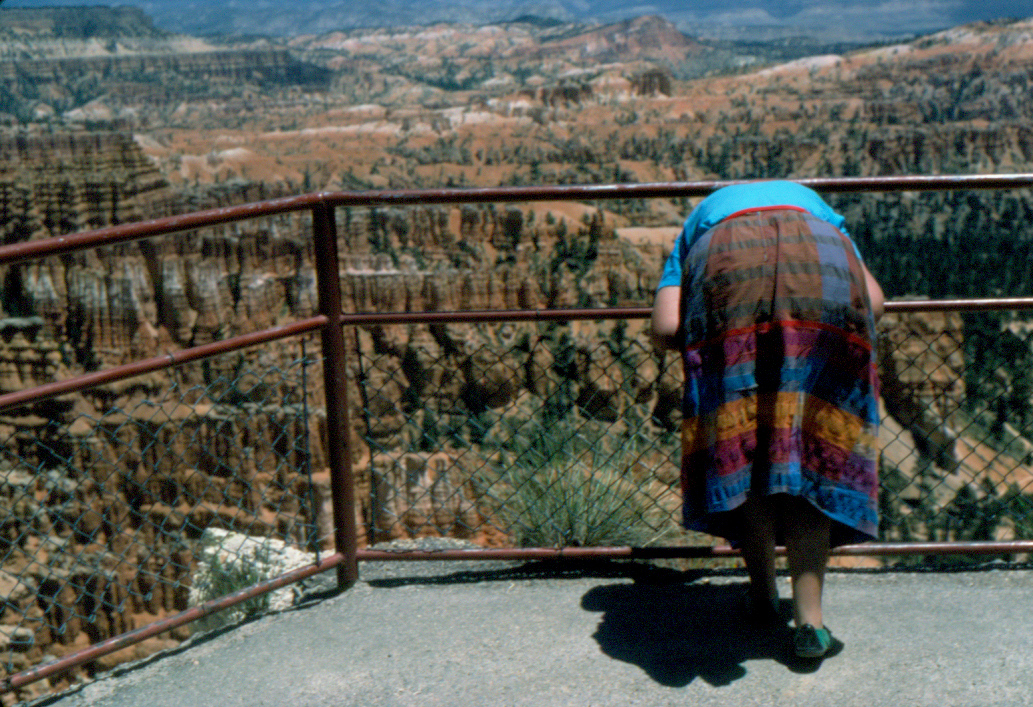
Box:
xmin=781 ymin=497 xmax=831 ymax=628
xmin=739 ymin=496 xmax=779 ymax=612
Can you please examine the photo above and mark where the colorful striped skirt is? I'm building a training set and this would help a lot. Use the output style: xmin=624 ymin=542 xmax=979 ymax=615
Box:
xmin=678 ymin=209 xmax=879 ymax=546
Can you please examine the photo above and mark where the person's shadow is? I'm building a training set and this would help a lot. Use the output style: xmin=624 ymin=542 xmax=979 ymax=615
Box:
xmin=581 ymin=579 xmax=842 ymax=687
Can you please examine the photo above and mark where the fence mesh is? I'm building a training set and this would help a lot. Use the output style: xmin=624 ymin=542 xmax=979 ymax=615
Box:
xmin=876 ymin=309 xmax=1033 ymax=552
xmin=355 ymin=319 xmax=686 ymax=550
xmin=0 ymin=342 xmax=322 ymax=694
xmin=355 ymin=313 xmax=1033 ymax=563
xmin=4 ymin=306 xmax=1033 ymax=698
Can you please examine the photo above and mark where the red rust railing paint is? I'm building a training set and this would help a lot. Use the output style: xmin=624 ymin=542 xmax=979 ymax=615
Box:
xmin=0 ymin=553 xmax=346 ymax=694
xmin=0 ymin=193 xmax=325 ymax=267
xmin=3 ymin=298 xmax=1033 ymax=415
xmin=7 ymin=298 xmax=1030 ymax=415
xmin=335 ymin=298 xmax=1033 ymax=328
xmin=0 ymin=315 xmax=328 ymax=412
xmin=355 ymin=540 xmax=1033 ymax=562
xmin=312 ymin=202 xmax=359 ymax=588
xmin=4 ymin=174 xmax=1033 ymax=267
xmin=4 ymin=175 xmax=1033 ymax=697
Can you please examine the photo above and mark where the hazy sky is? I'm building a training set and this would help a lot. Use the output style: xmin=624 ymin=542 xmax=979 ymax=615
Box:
xmin=688 ymin=0 xmax=1032 ymax=24
xmin=680 ymin=0 xmax=1033 ymax=33
xmin=3 ymin=0 xmax=1033 ymax=38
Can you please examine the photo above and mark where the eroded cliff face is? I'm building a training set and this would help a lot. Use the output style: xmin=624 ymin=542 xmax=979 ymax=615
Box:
xmin=0 ymin=132 xmax=168 ymax=237
xmin=1 ymin=128 xmax=985 ymax=556
xmin=1 ymin=50 xmax=331 ymax=113
xmin=5 ymin=9 xmax=1033 ymax=696
xmin=1 ymin=125 xmax=1025 ymax=700
xmin=0 ymin=128 xmax=679 ymax=697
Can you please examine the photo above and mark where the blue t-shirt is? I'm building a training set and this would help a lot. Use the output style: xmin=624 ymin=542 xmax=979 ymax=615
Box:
xmin=657 ymin=181 xmax=856 ymax=290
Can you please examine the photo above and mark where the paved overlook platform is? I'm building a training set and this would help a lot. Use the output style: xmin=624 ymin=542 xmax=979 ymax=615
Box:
xmin=25 ymin=561 xmax=1033 ymax=707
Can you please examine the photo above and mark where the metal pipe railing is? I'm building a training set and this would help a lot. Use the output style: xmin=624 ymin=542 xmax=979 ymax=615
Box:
xmin=4 ymin=298 xmax=1033 ymax=416
xmin=337 ymin=297 xmax=1033 ymax=329
xmin=320 ymin=173 xmax=1033 ymax=207
xmin=4 ymin=174 xmax=1033 ymax=267
xmin=355 ymin=540 xmax=1033 ymax=562
xmin=311 ymin=202 xmax=359 ymax=588
xmin=1 ymin=552 xmax=347 ymax=694
xmin=6 ymin=295 xmax=1031 ymax=416
xmin=4 ymin=175 xmax=1033 ymax=698
xmin=0 ymin=315 xmax=328 ymax=413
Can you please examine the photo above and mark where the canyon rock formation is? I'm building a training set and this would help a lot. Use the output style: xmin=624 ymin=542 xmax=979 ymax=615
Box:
xmin=3 ymin=6 xmax=1033 ymax=700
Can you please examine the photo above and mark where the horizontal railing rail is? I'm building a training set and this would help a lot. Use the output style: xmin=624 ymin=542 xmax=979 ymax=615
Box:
xmin=356 ymin=540 xmax=1033 ymax=562
xmin=4 ymin=174 xmax=1033 ymax=266
xmin=0 ymin=316 xmax=328 ymax=412
xmin=5 ymin=298 xmax=1033 ymax=414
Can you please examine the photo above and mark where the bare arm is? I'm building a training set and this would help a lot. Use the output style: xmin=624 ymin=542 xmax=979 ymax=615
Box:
xmin=863 ymin=264 xmax=884 ymax=322
xmin=650 ymin=285 xmax=682 ymax=350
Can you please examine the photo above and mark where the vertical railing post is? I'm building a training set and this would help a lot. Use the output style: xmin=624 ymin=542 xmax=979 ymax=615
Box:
xmin=312 ymin=200 xmax=358 ymax=588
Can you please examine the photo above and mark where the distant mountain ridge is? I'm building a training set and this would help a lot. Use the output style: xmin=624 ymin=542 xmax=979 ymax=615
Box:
xmin=6 ymin=0 xmax=1024 ymax=40
xmin=0 ymin=5 xmax=166 ymax=38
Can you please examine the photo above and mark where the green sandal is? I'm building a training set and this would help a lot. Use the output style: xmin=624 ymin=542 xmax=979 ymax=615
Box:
xmin=793 ymin=624 xmax=833 ymax=658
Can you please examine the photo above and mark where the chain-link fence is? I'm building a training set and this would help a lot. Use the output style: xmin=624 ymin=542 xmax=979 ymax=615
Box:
xmin=354 ymin=310 xmax=1033 ymax=565
xmin=6 ymin=303 xmax=1033 ymax=698
xmin=354 ymin=319 xmax=683 ymax=550
xmin=0 ymin=341 xmax=324 ymax=697
xmin=877 ymin=308 xmax=1033 ymax=554
xmin=5 ymin=178 xmax=1033 ymax=700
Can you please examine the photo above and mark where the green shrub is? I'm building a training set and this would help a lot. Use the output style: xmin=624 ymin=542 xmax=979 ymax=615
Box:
xmin=481 ymin=448 xmax=673 ymax=548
